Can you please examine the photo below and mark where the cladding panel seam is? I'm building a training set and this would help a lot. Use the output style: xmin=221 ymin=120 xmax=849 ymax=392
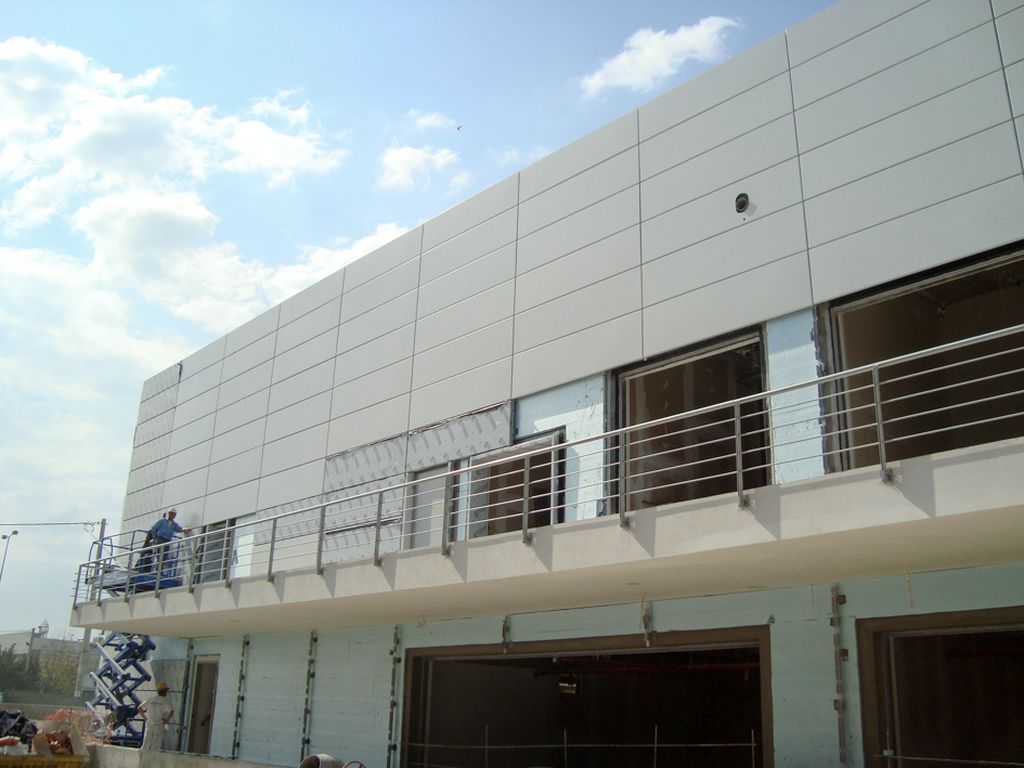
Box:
xmin=516 ymin=145 xmax=637 ymax=209
xmin=419 ymin=199 xmax=518 ymax=254
xmin=809 ymin=171 xmax=1024 ymax=254
xmin=789 ymin=0 xmax=932 ymax=69
xmin=802 ymin=118 xmax=1018 ymax=207
xmin=794 ymin=18 xmax=997 ymax=116
xmin=402 ymin=226 xmax=427 ymax=462
xmin=992 ymin=0 xmax=1024 ymax=174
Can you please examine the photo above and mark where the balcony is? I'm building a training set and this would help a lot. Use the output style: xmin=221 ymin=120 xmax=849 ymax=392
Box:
xmin=71 ymin=324 xmax=1024 ymax=636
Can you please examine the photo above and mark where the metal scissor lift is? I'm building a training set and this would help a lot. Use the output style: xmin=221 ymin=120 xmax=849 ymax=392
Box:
xmin=88 ymin=631 xmax=156 ymax=747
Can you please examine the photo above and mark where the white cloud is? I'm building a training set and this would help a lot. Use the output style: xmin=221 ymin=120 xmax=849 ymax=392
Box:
xmin=581 ymin=16 xmax=738 ymax=98
xmin=493 ymin=145 xmax=551 ymax=169
xmin=408 ymin=109 xmax=457 ymax=131
xmin=378 ymin=145 xmax=458 ymax=189
xmin=0 ymin=37 xmax=347 ymax=232
xmin=448 ymin=170 xmax=472 ymax=195
xmin=252 ymin=90 xmax=309 ymax=126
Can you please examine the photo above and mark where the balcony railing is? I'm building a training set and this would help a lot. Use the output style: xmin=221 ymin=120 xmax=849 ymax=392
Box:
xmin=72 ymin=323 xmax=1024 ymax=607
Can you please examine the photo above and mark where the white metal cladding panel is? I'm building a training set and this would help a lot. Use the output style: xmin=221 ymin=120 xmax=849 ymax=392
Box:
xmin=417 ymin=241 xmax=516 ymax=318
xmin=175 ymin=360 xmax=223 ymax=406
xmin=331 ymin=358 xmax=412 ymax=419
xmin=168 ymin=412 xmax=216 ymax=455
xmin=130 ymin=432 xmax=172 ymax=471
xmin=996 ymin=0 xmax=1024 ymax=16
xmin=203 ymin=479 xmax=258 ymax=524
xmin=641 ymin=158 xmax=804 ymax=263
xmin=164 ymin=439 xmax=213 ymax=481
xmin=217 ymin=361 xmax=272 ymax=409
xmin=639 ymin=73 xmax=793 ymax=181
xmin=800 ymin=73 xmax=1012 ymax=199
xmin=415 ymin=279 xmax=515 ymax=353
xmin=138 ymin=386 xmax=178 ymax=424
xmin=277 ymin=297 xmax=340 ymax=355
xmin=406 ymin=402 xmax=512 ymax=471
xmin=159 ymin=466 xmax=209 ymax=507
xmin=135 ymin=409 xmax=175 ymax=447
xmin=409 ymin=357 xmax=512 ymax=429
xmin=641 ymin=115 xmax=797 ymax=221
xmin=421 ymin=175 xmax=518 ymax=252
xmin=267 ymin=359 xmax=334 ymax=414
xmin=642 ymin=204 xmax=808 ymax=307
xmin=261 ymin=423 xmax=328 ymax=477
xmin=225 ymin=306 xmax=279 ymax=356
xmin=513 ymin=269 xmax=641 ymax=354
xmin=419 ymin=207 xmax=517 ymax=284
xmin=516 ymin=187 xmax=639 ymax=274
xmin=809 ymin=175 xmax=1024 ymax=302
xmin=789 ymin=0 xmax=991 ymax=109
xmin=639 ymin=33 xmax=789 ymax=142
xmin=643 ymin=253 xmax=812 ymax=358
xmin=173 ymin=388 xmax=219 ymax=431
xmin=307 ymin=628 xmax=393 ymax=766
xmin=265 ymin=391 xmax=331 ymax=444
xmin=1008 ymin=60 xmax=1024 ymax=117
xmin=221 ymin=334 xmax=275 ymax=385
xmin=520 ymin=112 xmax=638 ymax=200
xmin=340 ymin=257 xmax=419 ymax=323
xmin=211 ymin=418 xmax=266 ymax=464
xmin=236 ymin=634 xmax=308 ymax=766
xmin=518 ymin=147 xmax=638 ymax=237
xmin=411 ymin=318 xmax=514 ymax=389
xmin=127 ymin=458 xmax=168 ymax=494
xmin=271 ymin=327 xmax=337 ymax=384
xmin=1000 ymin=7 xmax=1024 ymax=70
xmin=336 ymin=291 xmax=417 ymax=352
xmin=334 ymin=324 xmax=415 ymax=386
xmin=256 ymin=459 xmax=325 ymax=510
xmin=787 ymin=0 xmax=921 ymax=67
xmin=343 ymin=226 xmax=421 ymax=292
xmin=795 ymin=23 xmax=1003 ymax=152
xmin=325 ymin=395 xmax=410 ymax=457
xmin=278 ymin=268 xmax=344 ymax=327
xmin=515 ymin=226 xmax=639 ymax=314
xmin=511 ymin=311 xmax=641 ymax=399
xmin=140 ymin=364 xmax=180 ymax=401
xmin=180 ymin=337 xmax=225 ymax=380
xmin=207 ymin=447 xmax=262 ymax=495
xmin=122 ymin=485 xmax=164 ymax=521
xmin=804 ymin=123 xmax=1020 ymax=248
xmin=215 ymin=389 xmax=270 ymax=436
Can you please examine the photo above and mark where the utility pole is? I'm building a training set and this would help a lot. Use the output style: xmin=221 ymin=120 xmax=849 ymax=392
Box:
xmin=74 ymin=518 xmax=106 ymax=699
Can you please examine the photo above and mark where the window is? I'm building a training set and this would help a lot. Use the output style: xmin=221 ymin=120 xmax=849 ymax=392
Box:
xmin=467 ymin=431 xmax=563 ymax=538
xmin=830 ymin=252 xmax=1024 ymax=469
xmin=619 ymin=336 xmax=768 ymax=510
xmin=403 ymin=465 xmax=450 ymax=550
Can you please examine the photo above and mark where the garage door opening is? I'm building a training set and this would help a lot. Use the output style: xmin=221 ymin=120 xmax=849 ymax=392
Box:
xmin=403 ymin=640 xmax=768 ymax=768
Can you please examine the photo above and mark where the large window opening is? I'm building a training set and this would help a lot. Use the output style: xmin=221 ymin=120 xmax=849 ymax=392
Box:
xmin=619 ymin=336 xmax=768 ymax=509
xmin=859 ymin=609 xmax=1024 ymax=768
xmin=831 ymin=252 xmax=1024 ymax=468
xmin=404 ymin=632 xmax=770 ymax=768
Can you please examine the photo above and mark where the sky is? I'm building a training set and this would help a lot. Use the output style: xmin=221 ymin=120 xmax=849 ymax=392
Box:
xmin=0 ymin=0 xmax=835 ymax=637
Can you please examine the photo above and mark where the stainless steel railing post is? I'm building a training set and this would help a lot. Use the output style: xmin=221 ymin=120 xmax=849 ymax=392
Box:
xmin=521 ymin=456 xmax=533 ymax=545
xmin=871 ymin=366 xmax=894 ymax=483
xmin=441 ymin=471 xmax=454 ymax=558
xmin=267 ymin=519 xmax=278 ymax=582
xmin=735 ymin=403 xmax=750 ymax=508
xmin=373 ymin=492 xmax=384 ymax=566
xmin=315 ymin=505 xmax=326 ymax=575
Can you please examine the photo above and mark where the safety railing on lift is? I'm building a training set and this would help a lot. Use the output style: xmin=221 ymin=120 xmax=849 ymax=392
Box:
xmin=72 ymin=323 xmax=1024 ymax=606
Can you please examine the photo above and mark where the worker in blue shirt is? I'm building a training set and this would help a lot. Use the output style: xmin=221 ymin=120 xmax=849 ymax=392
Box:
xmin=141 ymin=509 xmax=191 ymax=574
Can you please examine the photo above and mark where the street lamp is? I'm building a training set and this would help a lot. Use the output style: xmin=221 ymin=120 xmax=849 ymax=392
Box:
xmin=0 ymin=530 xmax=18 ymax=586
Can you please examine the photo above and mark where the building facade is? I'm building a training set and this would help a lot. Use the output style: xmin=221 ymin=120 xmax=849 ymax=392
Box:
xmin=74 ymin=1 xmax=1024 ymax=766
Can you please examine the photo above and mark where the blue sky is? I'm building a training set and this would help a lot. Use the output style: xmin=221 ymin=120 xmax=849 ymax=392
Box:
xmin=0 ymin=0 xmax=833 ymax=635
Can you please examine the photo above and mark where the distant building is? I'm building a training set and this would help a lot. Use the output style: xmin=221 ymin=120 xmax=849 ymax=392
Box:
xmin=73 ymin=1 xmax=1024 ymax=766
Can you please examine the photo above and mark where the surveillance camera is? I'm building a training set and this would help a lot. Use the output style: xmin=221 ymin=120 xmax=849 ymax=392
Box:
xmin=735 ymin=193 xmax=750 ymax=214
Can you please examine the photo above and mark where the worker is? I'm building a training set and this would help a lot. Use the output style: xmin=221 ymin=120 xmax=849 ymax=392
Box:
xmin=145 ymin=509 xmax=190 ymax=573
xmin=139 ymin=682 xmax=174 ymax=751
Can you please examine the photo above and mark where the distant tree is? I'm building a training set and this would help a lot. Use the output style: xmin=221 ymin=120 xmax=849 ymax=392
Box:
xmin=0 ymin=643 xmax=40 ymax=691
xmin=38 ymin=637 xmax=81 ymax=696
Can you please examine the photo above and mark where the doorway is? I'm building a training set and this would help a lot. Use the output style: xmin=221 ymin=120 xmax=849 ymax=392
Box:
xmin=187 ymin=656 xmax=219 ymax=754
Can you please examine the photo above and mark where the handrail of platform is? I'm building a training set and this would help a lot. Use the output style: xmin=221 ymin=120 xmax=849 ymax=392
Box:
xmin=72 ymin=322 xmax=1024 ymax=606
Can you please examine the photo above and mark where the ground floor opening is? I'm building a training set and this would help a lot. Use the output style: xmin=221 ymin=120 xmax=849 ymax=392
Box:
xmin=402 ymin=628 xmax=771 ymax=768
